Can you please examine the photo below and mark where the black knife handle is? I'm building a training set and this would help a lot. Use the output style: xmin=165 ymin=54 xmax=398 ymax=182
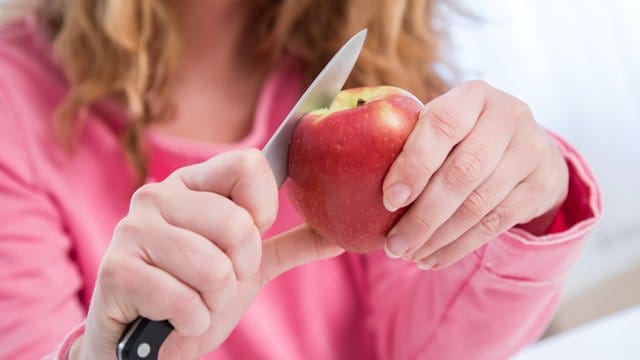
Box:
xmin=116 ymin=317 xmax=173 ymax=360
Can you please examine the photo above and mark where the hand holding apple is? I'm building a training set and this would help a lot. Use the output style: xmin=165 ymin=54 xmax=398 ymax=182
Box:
xmin=285 ymin=86 xmax=422 ymax=252
xmin=286 ymin=81 xmax=569 ymax=271
xmin=382 ymin=80 xmax=569 ymax=269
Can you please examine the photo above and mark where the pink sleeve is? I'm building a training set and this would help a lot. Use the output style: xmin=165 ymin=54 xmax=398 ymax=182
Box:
xmin=42 ymin=323 xmax=86 ymax=360
xmin=364 ymin=134 xmax=601 ymax=360
xmin=0 ymin=89 xmax=86 ymax=359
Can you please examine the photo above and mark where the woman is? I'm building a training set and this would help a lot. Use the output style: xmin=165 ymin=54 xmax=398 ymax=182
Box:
xmin=0 ymin=1 xmax=600 ymax=359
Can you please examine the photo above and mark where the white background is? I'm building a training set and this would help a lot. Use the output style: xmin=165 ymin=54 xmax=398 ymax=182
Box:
xmin=450 ymin=0 xmax=640 ymax=298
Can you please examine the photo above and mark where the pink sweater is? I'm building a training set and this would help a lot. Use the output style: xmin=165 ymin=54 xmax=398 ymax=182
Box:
xmin=0 ymin=17 xmax=601 ymax=360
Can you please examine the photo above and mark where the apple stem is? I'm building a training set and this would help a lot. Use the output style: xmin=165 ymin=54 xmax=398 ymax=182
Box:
xmin=356 ymin=98 xmax=366 ymax=107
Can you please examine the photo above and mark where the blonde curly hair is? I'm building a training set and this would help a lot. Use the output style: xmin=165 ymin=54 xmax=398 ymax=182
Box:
xmin=10 ymin=0 xmax=451 ymax=180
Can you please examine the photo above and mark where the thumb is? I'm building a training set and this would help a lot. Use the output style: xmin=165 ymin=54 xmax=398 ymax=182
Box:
xmin=260 ymin=225 xmax=344 ymax=283
xmin=80 ymin=292 xmax=130 ymax=359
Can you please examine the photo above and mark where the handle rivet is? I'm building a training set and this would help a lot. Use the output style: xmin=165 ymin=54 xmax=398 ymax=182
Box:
xmin=137 ymin=343 xmax=151 ymax=358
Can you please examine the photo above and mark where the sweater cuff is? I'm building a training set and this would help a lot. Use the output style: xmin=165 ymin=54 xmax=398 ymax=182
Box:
xmin=48 ymin=321 xmax=85 ymax=360
xmin=481 ymin=132 xmax=602 ymax=284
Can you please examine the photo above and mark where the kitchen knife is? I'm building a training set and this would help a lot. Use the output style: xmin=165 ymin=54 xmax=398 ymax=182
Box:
xmin=116 ymin=29 xmax=367 ymax=360
xmin=263 ymin=29 xmax=367 ymax=187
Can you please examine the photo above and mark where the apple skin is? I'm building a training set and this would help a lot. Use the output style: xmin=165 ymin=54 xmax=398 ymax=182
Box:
xmin=285 ymin=86 xmax=423 ymax=253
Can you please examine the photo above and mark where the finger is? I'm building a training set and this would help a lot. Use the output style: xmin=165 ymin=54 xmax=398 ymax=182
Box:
xmin=411 ymin=139 xmax=536 ymax=262
xmin=516 ymin=131 xmax=571 ymax=234
xmin=148 ymin=186 xmax=262 ymax=281
xmin=386 ymin=88 xmax=521 ymax=258
xmin=135 ymin=221 xmax=238 ymax=311
xmin=382 ymin=81 xmax=487 ymax=212
xmin=260 ymin=225 xmax=345 ymax=283
xmin=415 ymin=181 xmax=539 ymax=270
xmin=175 ymin=149 xmax=278 ymax=233
xmin=96 ymin=253 xmax=210 ymax=337
xmin=159 ymin=333 xmax=200 ymax=360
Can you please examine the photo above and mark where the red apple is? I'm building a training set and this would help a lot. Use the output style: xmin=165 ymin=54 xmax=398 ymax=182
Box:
xmin=285 ymin=86 xmax=423 ymax=253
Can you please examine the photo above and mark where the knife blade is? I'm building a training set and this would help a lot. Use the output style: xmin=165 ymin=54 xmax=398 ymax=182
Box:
xmin=115 ymin=29 xmax=367 ymax=360
xmin=263 ymin=29 xmax=367 ymax=187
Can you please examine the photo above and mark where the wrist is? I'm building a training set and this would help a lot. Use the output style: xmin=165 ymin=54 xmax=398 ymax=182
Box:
xmin=67 ymin=334 xmax=85 ymax=360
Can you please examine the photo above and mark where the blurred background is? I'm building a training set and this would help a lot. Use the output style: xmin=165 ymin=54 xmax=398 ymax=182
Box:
xmin=0 ymin=0 xmax=637 ymax=357
xmin=449 ymin=0 xmax=640 ymax=357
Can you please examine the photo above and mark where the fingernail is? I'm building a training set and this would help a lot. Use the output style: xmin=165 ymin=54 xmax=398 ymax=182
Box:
xmin=417 ymin=258 xmax=437 ymax=270
xmin=384 ymin=184 xmax=411 ymax=212
xmin=385 ymin=235 xmax=408 ymax=259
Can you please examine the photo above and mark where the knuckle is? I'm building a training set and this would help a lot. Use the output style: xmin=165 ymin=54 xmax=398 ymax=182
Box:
xmin=236 ymin=148 xmax=266 ymax=174
xmin=512 ymin=99 xmax=532 ymax=120
xmin=428 ymin=107 xmax=462 ymax=141
xmin=244 ymin=147 xmax=264 ymax=159
xmin=230 ymin=208 xmax=260 ymax=246
xmin=524 ymin=182 xmax=552 ymax=219
xmin=443 ymin=151 xmax=484 ymax=191
xmin=130 ymin=183 xmax=162 ymax=206
xmin=407 ymin=211 xmax=434 ymax=238
xmin=460 ymin=187 xmax=492 ymax=218
xmin=534 ymin=175 xmax=554 ymax=195
xmin=529 ymin=136 xmax=551 ymax=159
xmin=525 ymin=181 xmax=544 ymax=196
xmin=464 ymin=79 xmax=491 ymax=95
xmin=206 ymin=258 xmax=237 ymax=307
xmin=112 ymin=217 xmax=144 ymax=242
xmin=219 ymin=205 xmax=243 ymax=230
xmin=478 ymin=206 xmax=509 ymax=237
xmin=210 ymin=256 xmax=235 ymax=286
xmin=97 ymin=253 xmax=129 ymax=291
xmin=400 ymin=151 xmax=433 ymax=178
xmin=182 ymin=244 xmax=227 ymax=289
